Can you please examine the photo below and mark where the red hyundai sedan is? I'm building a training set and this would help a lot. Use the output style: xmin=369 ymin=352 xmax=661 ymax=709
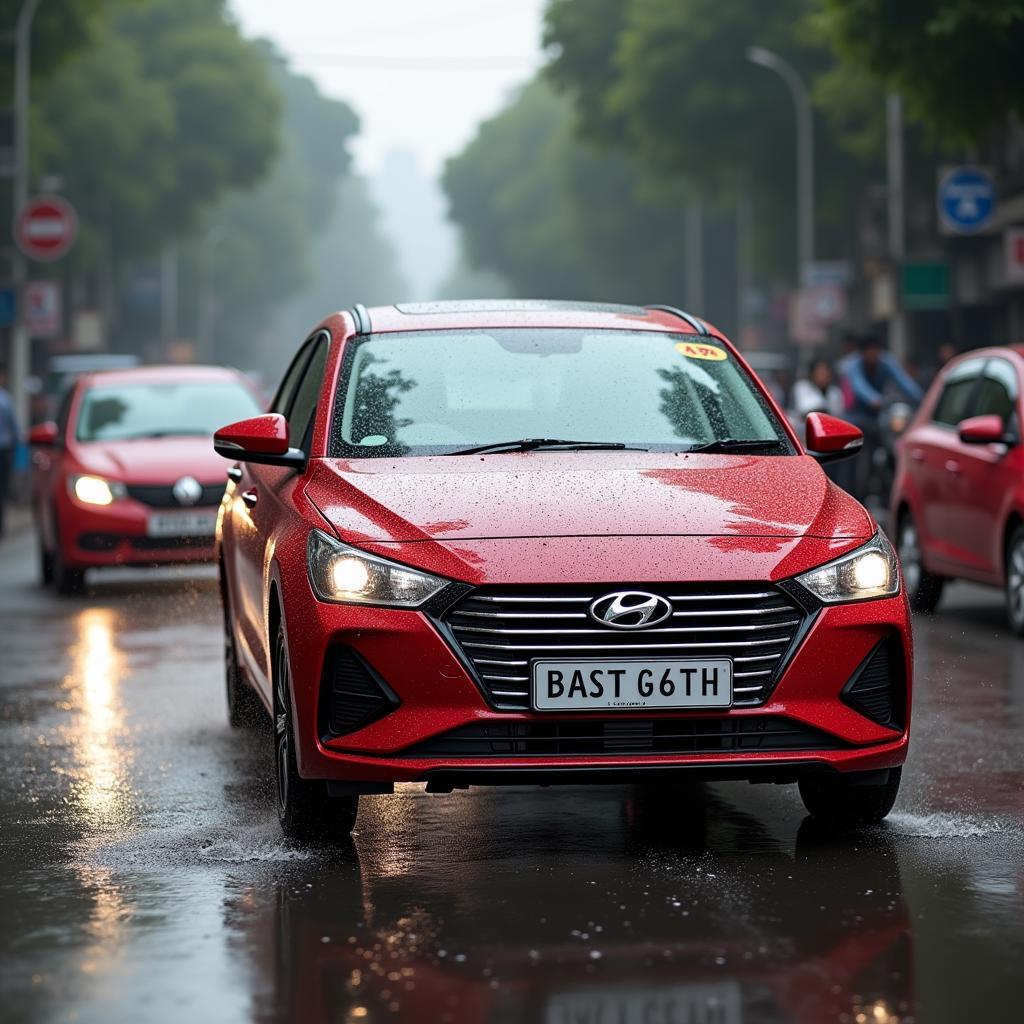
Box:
xmin=31 ymin=364 xmax=263 ymax=594
xmin=214 ymin=301 xmax=912 ymax=840
xmin=889 ymin=344 xmax=1024 ymax=632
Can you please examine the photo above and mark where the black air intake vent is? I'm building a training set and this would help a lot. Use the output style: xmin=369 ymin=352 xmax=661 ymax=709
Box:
xmin=319 ymin=647 xmax=398 ymax=740
xmin=842 ymin=639 xmax=905 ymax=731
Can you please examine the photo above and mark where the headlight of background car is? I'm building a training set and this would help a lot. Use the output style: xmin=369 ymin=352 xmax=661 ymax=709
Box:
xmin=68 ymin=474 xmax=127 ymax=507
xmin=307 ymin=529 xmax=450 ymax=607
xmin=796 ymin=531 xmax=900 ymax=604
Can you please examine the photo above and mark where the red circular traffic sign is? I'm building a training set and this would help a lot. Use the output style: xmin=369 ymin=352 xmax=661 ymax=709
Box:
xmin=16 ymin=194 xmax=78 ymax=261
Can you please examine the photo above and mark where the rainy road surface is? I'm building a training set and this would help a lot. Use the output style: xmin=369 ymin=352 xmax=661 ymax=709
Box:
xmin=1 ymin=532 xmax=1022 ymax=1024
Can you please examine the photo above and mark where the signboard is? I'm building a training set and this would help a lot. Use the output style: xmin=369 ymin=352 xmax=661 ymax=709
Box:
xmin=25 ymin=280 xmax=62 ymax=337
xmin=1005 ymin=228 xmax=1024 ymax=286
xmin=902 ymin=261 xmax=950 ymax=311
xmin=790 ymin=284 xmax=847 ymax=346
xmin=0 ymin=287 xmax=14 ymax=327
xmin=16 ymin=194 xmax=78 ymax=261
xmin=937 ymin=166 xmax=997 ymax=235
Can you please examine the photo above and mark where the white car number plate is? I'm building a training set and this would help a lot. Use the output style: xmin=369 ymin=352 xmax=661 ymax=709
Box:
xmin=545 ymin=982 xmax=742 ymax=1024
xmin=146 ymin=511 xmax=217 ymax=538
xmin=532 ymin=658 xmax=732 ymax=711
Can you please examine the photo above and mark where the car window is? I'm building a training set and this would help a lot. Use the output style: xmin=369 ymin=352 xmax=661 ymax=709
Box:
xmin=55 ymin=386 xmax=76 ymax=437
xmin=74 ymin=379 xmax=262 ymax=442
xmin=330 ymin=328 xmax=791 ymax=458
xmin=974 ymin=358 xmax=1020 ymax=424
xmin=270 ymin=338 xmax=315 ymax=418
xmin=932 ymin=358 xmax=985 ymax=427
xmin=286 ymin=336 xmax=329 ymax=449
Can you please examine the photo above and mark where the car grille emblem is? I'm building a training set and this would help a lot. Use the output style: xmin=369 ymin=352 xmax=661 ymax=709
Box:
xmin=589 ymin=591 xmax=673 ymax=630
xmin=172 ymin=476 xmax=203 ymax=506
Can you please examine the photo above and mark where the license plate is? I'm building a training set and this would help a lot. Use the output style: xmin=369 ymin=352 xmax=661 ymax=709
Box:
xmin=532 ymin=658 xmax=732 ymax=711
xmin=545 ymin=982 xmax=742 ymax=1024
xmin=146 ymin=511 xmax=217 ymax=538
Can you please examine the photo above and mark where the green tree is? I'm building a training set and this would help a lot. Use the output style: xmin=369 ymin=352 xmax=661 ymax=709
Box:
xmin=814 ymin=0 xmax=1024 ymax=144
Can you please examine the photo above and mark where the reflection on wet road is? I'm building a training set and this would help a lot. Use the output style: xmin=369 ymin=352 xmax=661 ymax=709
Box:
xmin=0 ymin=540 xmax=1021 ymax=1024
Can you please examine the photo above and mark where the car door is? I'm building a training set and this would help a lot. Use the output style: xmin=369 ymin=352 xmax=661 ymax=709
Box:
xmin=229 ymin=334 xmax=329 ymax=696
xmin=903 ymin=358 xmax=984 ymax=571
xmin=941 ymin=356 xmax=1022 ymax=581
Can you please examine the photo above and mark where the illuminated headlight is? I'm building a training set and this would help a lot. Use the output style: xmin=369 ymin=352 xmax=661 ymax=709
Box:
xmin=69 ymin=474 xmax=126 ymax=507
xmin=796 ymin=531 xmax=900 ymax=604
xmin=306 ymin=528 xmax=450 ymax=607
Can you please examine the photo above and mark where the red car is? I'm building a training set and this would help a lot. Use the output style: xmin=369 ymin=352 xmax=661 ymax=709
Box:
xmin=214 ymin=301 xmax=912 ymax=840
xmin=30 ymin=364 xmax=263 ymax=594
xmin=890 ymin=344 xmax=1024 ymax=633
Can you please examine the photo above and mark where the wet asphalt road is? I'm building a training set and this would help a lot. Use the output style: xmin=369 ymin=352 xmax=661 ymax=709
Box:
xmin=0 ymin=531 xmax=1022 ymax=1024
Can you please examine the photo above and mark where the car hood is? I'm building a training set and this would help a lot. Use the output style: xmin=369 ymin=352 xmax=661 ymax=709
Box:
xmin=75 ymin=436 xmax=228 ymax=483
xmin=308 ymin=452 xmax=872 ymax=545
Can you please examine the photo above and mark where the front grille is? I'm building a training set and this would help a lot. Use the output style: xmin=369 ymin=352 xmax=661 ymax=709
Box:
xmin=319 ymin=647 xmax=399 ymax=740
xmin=404 ymin=716 xmax=843 ymax=758
xmin=842 ymin=639 xmax=905 ymax=731
xmin=126 ymin=483 xmax=225 ymax=508
xmin=130 ymin=535 xmax=213 ymax=551
xmin=442 ymin=584 xmax=807 ymax=710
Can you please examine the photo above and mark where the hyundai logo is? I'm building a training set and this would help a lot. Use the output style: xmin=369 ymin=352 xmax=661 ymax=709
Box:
xmin=589 ymin=591 xmax=672 ymax=631
xmin=172 ymin=476 xmax=203 ymax=507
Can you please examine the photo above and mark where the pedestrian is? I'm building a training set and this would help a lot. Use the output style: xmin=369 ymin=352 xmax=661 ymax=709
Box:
xmin=841 ymin=334 xmax=923 ymax=503
xmin=791 ymin=357 xmax=844 ymax=421
xmin=0 ymin=368 xmax=21 ymax=539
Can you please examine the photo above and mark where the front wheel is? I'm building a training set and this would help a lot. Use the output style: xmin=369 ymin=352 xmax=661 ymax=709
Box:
xmin=798 ymin=767 xmax=902 ymax=827
xmin=53 ymin=541 xmax=86 ymax=596
xmin=1005 ymin=526 xmax=1024 ymax=637
xmin=897 ymin=513 xmax=943 ymax=613
xmin=273 ymin=620 xmax=358 ymax=842
xmin=38 ymin=530 xmax=54 ymax=585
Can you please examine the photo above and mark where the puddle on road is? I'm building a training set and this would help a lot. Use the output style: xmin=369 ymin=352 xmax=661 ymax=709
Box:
xmin=886 ymin=811 xmax=1009 ymax=839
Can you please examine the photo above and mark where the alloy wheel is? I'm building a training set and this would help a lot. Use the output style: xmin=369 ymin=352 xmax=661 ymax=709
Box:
xmin=1009 ymin=537 xmax=1024 ymax=631
xmin=274 ymin=640 xmax=290 ymax=815
xmin=899 ymin=521 xmax=922 ymax=595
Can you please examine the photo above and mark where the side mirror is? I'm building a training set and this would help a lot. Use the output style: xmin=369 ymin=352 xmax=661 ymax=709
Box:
xmin=805 ymin=412 xmax=863 ymax=464
xmin=213 ymin=413 xmax=306 ymax=469
xmin=958 ymin=414 xmax=1009 ymax=446
xmin=28 ymin=421 xmax=59 ymax=446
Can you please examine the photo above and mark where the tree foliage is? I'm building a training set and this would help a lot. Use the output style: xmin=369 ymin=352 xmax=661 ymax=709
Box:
xmin=814 ymin=0 xmax=1024 ymax=144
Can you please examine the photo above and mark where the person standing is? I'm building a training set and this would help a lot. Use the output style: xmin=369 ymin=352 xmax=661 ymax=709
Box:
xmin=791 ymin=357 xmax=845 ymax=421
xmin=0 ymin=369 xmax=21 ymax=539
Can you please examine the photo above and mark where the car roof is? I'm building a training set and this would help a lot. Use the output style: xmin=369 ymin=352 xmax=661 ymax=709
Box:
xmin=948 ymin=344 xmax=1024 ymax=365
xmin=352 ymin=299 xmax=718 ymax=338
xmin=76 ymin=364 xmax=247 ymax=388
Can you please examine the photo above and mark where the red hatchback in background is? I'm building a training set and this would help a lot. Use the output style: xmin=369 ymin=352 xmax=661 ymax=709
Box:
xmin=890 ymin=345 xmax=1024 ymax=633
xmin=30 ymin=364 xmax=262 ymax=594
xmin=214 ymin=300 xmax=912 ymax=841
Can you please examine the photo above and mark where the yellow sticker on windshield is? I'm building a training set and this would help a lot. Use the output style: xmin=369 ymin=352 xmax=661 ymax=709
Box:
xmin=676 ymin=341 xmax=727 ymax=362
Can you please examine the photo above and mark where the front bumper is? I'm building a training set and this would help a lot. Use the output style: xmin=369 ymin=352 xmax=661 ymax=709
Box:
xmin=57 ymin=494 xmax=217 ymax=567
xmin=283 ymin=579 xmax=913 ymax=785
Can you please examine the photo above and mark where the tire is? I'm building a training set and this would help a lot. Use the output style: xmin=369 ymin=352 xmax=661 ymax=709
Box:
xmin=223 ymin=573 xmax=263 ymax=728
xmin=53 ymin=538 xmax=86 ymax=596
xmin=798 ymin=767 xmax=902 ymax=827
xmin=1005 ymin=526 xmax=1024 ymax=637
xmin=273 ymin=620 xmax=359 ymax=842
xmin=897 ymin=513 xmax=944 ymax=613
xmin=38 ymin=531 xmax=54 ymax=585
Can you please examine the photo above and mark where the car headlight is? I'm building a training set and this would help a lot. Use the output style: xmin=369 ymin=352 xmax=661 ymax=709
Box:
xmin=795 ymin=531 xmax=900 ymax=604
xmin=306 ymin=528 xmax=450 ymax=607
xmin=69 ymin=474 xmax=126 ymax=507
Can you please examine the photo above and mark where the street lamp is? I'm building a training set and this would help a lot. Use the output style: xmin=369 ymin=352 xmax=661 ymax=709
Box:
xmin=9 ymin=0 xmax=44 ymax=430
xmin=746 ymin=45 xmax=815 ymax=284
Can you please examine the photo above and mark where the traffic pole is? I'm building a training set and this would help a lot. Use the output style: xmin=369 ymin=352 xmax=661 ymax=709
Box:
xmin=886 ymin=93 xmax=908 ymax=361
xmin=9 ymin=0 xmax=42 ymax=430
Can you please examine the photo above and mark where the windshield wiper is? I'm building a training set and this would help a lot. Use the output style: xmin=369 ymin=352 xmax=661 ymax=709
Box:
xmin=683 ymin=438 xmax=787 ymax=454
xmin=445 ymin=437 xmax=644 ymax=456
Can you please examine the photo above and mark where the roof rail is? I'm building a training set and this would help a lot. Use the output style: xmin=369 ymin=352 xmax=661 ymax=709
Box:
xmin=349 ymin=303 xmax=372 ymax=335
xmin=645 ymin=304 xmax=709 ymax=336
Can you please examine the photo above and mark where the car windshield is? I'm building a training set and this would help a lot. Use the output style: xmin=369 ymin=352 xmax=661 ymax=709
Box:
xmin=331 ymin=328 xmax=791 ymax=458
xmin=75 ymin=380 xmax=262 ymax=442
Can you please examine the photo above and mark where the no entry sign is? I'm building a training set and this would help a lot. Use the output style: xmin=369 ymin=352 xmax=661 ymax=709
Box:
xmin=16 ymin=194 xmax=78 ymax=261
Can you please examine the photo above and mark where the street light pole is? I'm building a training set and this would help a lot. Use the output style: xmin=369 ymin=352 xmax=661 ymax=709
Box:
xmin=9 ymin=0 xmax=43 ymax=429
xmin=886 ymin=93 xmax=908 ymax=361
xmin=746 ymin=45 xmax=815 ymax=285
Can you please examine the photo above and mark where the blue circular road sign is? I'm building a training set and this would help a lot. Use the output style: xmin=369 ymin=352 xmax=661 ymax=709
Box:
xmin=938 ymin=166 xmax=997 ymax=234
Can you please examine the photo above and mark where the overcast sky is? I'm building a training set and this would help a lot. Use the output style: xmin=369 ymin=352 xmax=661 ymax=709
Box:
xmin=229 ymin=0 xmax=547 ymax=177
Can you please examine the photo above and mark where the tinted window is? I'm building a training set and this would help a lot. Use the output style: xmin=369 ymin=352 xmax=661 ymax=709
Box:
xmin=974 ymin=359 xmax=1019 ymax=424
xmin=932 ymin=359 xmax=984 ymax=427
xmin=75 ymin=380 xmax=261 ymax=442
xmin=331 ymin=329 xmax=790 ymax=458
xmin=287 ymin=337 xmax=328 ymax=448
xmin=270 ymin=339 xmax=315 ymax=418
